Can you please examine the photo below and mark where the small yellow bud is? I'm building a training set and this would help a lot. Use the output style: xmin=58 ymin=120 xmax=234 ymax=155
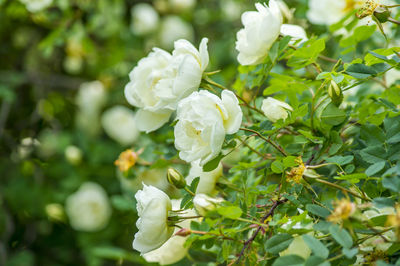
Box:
xmin=167 ymin=168 xmax=186 ymax=189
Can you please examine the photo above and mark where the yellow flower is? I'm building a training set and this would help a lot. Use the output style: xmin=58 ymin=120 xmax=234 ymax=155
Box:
xmin=114 ymin=149 xmax=139 ymax=172
xmin=356 ymin=0 xmax=380 ymax=18
xmin=286 ymin=157 xmax=305 ymax=184
xmin=328 ymin=198 xmax=356 ymax=223
xmin=387 ymin=205 xmax=400 ymax=238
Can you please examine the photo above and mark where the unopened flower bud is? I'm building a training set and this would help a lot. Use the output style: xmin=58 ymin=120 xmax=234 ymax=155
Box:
xmin=175 ymin=228 xmax=192 ymax=237
xmin=193 ymin=194 xmax=224 ymax=216
xmin=167 ymin=168 xmax=186 ymax=189
xmin=374 ymin=6 xmax=391 ymax=23
xmin=328 ymin=80 xmax=343 ymax=106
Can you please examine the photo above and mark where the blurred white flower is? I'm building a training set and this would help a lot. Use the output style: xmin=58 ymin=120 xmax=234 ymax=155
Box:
xmin=133 ymin=184 xmax=174 ymax=254
xmin=261 ymin=97 xmax=293 ymax=122
xmin=169 ymin=0 xmax=196 ymax=12
xmin=221 ymin=0 xmax=242 ymax=21
xmin=307 ymin=0 xmax=363 ymax=25
xmin=130 ymin=3 xmax=160 ymax=36
xmin=17 ymin=137 xmax=40 ymax=159
xmin=280 ymin=24 xmax=308 ymax=44
xmin=65 ymin=182 xmax=111 ymax=232
xmin=101 ymin=106 xmax=140 ymax=146
xmin=193 ymin=193 xmax=224 ymax=216
xmin=125 ymin=38 xmax=209 ymax=132
xmin=64 ymin=145 xmax=83 ymax=165
xmin=280 ymin=235 xmax=311 ymax=259
xmin=174 ymin=90 xmax=242 ymax=166
xmin=75 ymin=81 xmax=106 ymax=135
xmin=186 ymin=160 xmax=223 ymax=195
xmin=76 ymin=81 xmax=106 ymax=114
xmin=277 ymin=0 xmax=293 ymax=22
xmin=385 ymin=68 xmax=400 ymax=86
xmin=159 ymin=16 xmax=194 ymax=50
xmin=143 ymin=199 xmax=196 ymax=265
xmin=235 ymin=1 xmax=282 ymax=65
xmin=20 ymin=0 xmax=53 ymax=12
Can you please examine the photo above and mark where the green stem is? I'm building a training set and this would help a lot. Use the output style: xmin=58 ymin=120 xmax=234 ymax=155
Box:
xmin=388 ymin=17 xmax=400 ymax=25
xmin=314 ymin=178 xmax=370 ymax=201
xmin=234 ymin=217 xmax=269 ymax=228
xmin=239 ymin=127 xmax=288 ymax=156
xmin=184 ymin=187 xmax=195 ymax=196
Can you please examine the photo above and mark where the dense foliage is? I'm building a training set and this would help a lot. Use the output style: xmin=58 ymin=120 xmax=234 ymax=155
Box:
xmin=1 ymin=0 xmax=400 ymax=265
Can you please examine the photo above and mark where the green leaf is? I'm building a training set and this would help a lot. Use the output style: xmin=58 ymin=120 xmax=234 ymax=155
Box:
xmin=329 ymin=224 xmax=353 ymax=249
xmin=360 ymin=146 xmax=387 ymax=164
xmin=365 ymin=161 xmax=386 ymax=176
xmin=265 ymin=233 xmax=294 ymax=254
xmin=302 ymin=235 xmax=329 ymax=259
xmin=287 ymin=38 xmax=325 ymax=69
xmin=304 ymin=256 xmax=330 ymax=266
xmin=373 ymin=197 xmax=395 ymax=208
xmin=340 ymin=25 xmax=376 ymax=49
xmin=320 ymin=102 xmax=346 ymax=126
xmin=345 ymin=63 xmax=388 ymax=79
xmin=382 ymin=176 xmax=400 ymax=192
xmin=271 ymin=160 xmax=285 ymax=173
xmin=343 ymin=247 xmax=358 ymax=258
xmin=283 ymin=156 xmax=298 ymax=168
xmin=217 ymin=206 xmax=242 ymax=219
xmin=360 ymin=124 xmax=386 ymax=145
xmin=325 ymin=155 xmax=354 ymax=165
xmin=306 ymin=204 xmax=331 ymax=218
xmin=203 ymin=154 xmax=224 ymax=172
xmin=272 ymin=255 xmax=305 ymax=266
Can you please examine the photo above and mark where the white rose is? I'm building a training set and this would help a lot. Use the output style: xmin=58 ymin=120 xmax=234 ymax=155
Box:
xmin=101 ymin=106 xmax=140 ymax=146
xmin=125 ymin=38 xmax=209 ymax=133
xmin=193 ymin=193 xmax=224 ymax=216
xmin=186 ymin=160 xmax=223 ymax=195
xmin=261 ymin=97 xmax=293 ymax=122
xmin=20 ymin=0 xmax=52 ymax=12
xmin=133 ymin=184 xmax=174 ymax=254
xmin=159 ymin=16 xmax=194 ymax=50
xmin=174 ymin=90 xmax=242 ymax=165
xmin=130 ymin=3 xmax=159 ymax=35
xmin=280 ymin=24 xmax=308 ymax=44
xmin=65 ymin=182 xmax=111 ymax=232
xmin=235 ymin=1 xmax=282 ymax=66
xmin=143 ymin=199 xmax=196 ymax=265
